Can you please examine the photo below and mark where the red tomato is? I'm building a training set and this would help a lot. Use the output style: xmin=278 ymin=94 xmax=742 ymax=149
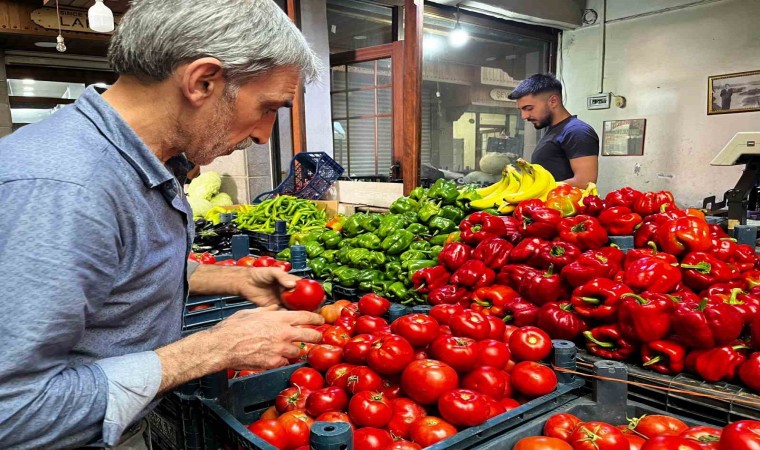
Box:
xmin=438 ymin=325 xmax=452 ymax=335
xmin=500 ymin=397 xmax=520 ymax=411
xmin=570 ymin=422 xmax=628 ymax=450
xmin=430 ymin=304 xmax=465 ymax=325
xmin=367 ymin=335 xmax=414 ymax=375
xmin=335 ymin=316 xmax=356 ymax=334
xmin=290 ymin=342 xmax=315 ymax=364
xmin=215 ymin=259 xmax=237 ymax=266
xmin=358 ymin=293 xmax=391 ymax=316
xmin=191 ymin=252 xmax=217 ymax=264
xmin=462 ymin=366 xmax=509 ymax=400
xmin=429 ymin=335 xmax=478 ymax=373
xmin=188 ymin=303 xmax=213 ymax=312
xmin=325 ymin=363 xmax=355 ymax=390
xmin=386 ymin=441 xmax=423 ymax=450
xmin=236 ymin=256 xmax=258 ymax=266
xmin=307 ymin=345 xmax=343 ymax=372
xmin=247 ymin=419 xmax=288 ymax=449
xmin=260 ymin=405 xmax=279 ymax=420
xmin=718 ymin=420 xmax=760 ymax=450
xmin=624 ymin=434 xmax=647 ymax=450
xmin=321 ymin=326 xmax=352 ymax=347
xmin=305 ymin=386 xmax=348 ymax=417
xmin=449 ymin=310 xmax=491 ymax=340
xmin=372 ymin=325 xmax=393 ymax=337
xmin=354 ymin=315 xmax=389 ymax=335
xmin=476 ymin=339 xmax=511 ymax=368
xmin=414 ymin=349 xmax=428 ymax=360
xmin=509 ymin=326 xmax=552 ymax=362
xmin=315 ymin=411 xmax=354 ymax=430
xmin=484 ymin=396 xmax=507 ymax=419
xmin=486 ymin=314 xmax=507 ymax=341
xmin=401 ymin=359 xmax=459 ymax=405
xmin=254 ymin=256 xmax=277 ymax=267
xmin=188 ymin=252 xmax=200 ymax=263
xmin=342 ymin=334 xmax=379 ymax=365
xmin=437 ymin=388 xmax=490 ymax=427
xmin=544 ymin=413 xmax=582 ymax=441
xmin=277 ymin=410 xmax=314 ymax=450
xmin=379 ymin=379 xmax=402 ymax=400
xmin=510 ymin=361 xmax=557 ymax=398
xmin=348 ymin=391 xmax=393 ymax=428
xmin=290 ymin=367 xmax=325 ymax=391
xmin=631 ymin=415 xmax=689 ymax=439
xmin=275 ymin=386 xmax=311 ymax=414
xmin=680 ymin=426 xmax=722 ymax=450
xmin=503 ymin=325 xmax=519 ymax=343
xmin=514 ymin=436 xmax=573 ymax=450
xmin=353 ymin=427 xmax=393 ymax=450
xmin=391 ymin=314 xmax=440 ymax=347
xmin=409 ymin=416 xmax=458 ymax=447
xmin=273 ymin=260 xmax=292 ymax=272
xmin=345 ymin=366 xmax=383 ymax=394
xmin=641 ymin=436 xmax=705 ymax=450
xmin=388 ymin=398 xmax=428 ymax=440
xmin=319 ymin=303 xmax=343 ymax=324
xmin=281 ymin=279 xmax=326 ymax=311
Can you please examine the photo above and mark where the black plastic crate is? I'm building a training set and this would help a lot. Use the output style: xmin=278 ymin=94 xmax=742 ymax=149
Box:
xmin=331 ymin=284 xmax=364 ymax=302
xmin=247 ymin=231 xmax=291 ymax=254
xmin=253 ymin=152 xmax=344 ymax=203
xmin=577 ymin=350 xmax=760 ymax=425
xmin=183 ymin=295 xmax=255 ymax=330
xmin=146 ymin=393 xmax=204 ymax=450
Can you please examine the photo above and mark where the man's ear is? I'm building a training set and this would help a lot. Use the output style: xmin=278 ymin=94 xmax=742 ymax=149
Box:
xmin=180 ymin=57 xmax=225 ymax=107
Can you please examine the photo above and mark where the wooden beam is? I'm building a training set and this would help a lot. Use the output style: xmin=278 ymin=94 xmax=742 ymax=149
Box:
xmin=401 ymin=0 xmax=422 ymax=194
xmin=286 ymin=0 xmax=306 ymax=155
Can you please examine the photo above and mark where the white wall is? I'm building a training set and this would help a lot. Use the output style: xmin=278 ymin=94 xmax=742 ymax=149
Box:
xmin=560 ymin=0 xmax=760 ymax=207
xmin=301 ymin=0 xmax=334 ymax=155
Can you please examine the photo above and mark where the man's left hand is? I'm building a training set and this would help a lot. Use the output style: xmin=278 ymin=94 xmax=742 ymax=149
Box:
xmin=236 ymin=267 xmax=301 ymax=307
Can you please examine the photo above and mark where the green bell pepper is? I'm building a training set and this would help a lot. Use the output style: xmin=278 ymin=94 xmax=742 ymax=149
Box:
xmin=400 ymin=250 xmax=428 ymax=262
xmin=307 ymin=257 xmax=329 ymax=278
xmin=320 ymin=230 xmax=343 ymax=249
xmin=371 ymin=279 xmax=394 ymax=297
xmin=347 ymin=248 xmax=372 ymax=269
xmin=418 ymin=199 xmax=442 ymax=224
xmin=368 ymin=251 xmax=387 ymax=268
xmin=356 ymin=233 xmax=382 ymax=250
xmin=387 ymin=281 xmax=411 ymax=302
xmin=304 ymin=241 xmax=325 ymax=259
xmin=429 ymin=178 xmax=460 ymax=205
xmin=409 ymin=187 xmax=428 ymax=201
xmin=276 ymin=248 xmax=291 ymax=261
xmin=322 ymin=280 xmax=333 ymax=297
xmin=326 ymin=263 xmax=340 ymax=277
xmin=381 ymin=229 xmax=415 ymax=255
xmin=430 ymin=245 xmax=444 ymax=260
xmin=390 ymin=197 xmax=419 ymax=214
xmin=337 ymin=246 xmax=353 ymax=265
xmin=429 ymin=234 xmax=450 ymax=246
xmin=338 ymin=238 xmax=356 ymax=249
xmin=406 ymin=223 xmax=430 ymax=236
xmin=483 ymin=208 xmax=500 ymax=216
xmin=428 ymin=216 xmax=458 ymax=235
xmin=403 ymin=211 xmax=419 ymax=224
xmin=439 ymin=205 xmax=464 ymax=223
xmin=402 ymin=259 xmax=437 ymax=272
xmin=456 ymin=184 xmax=482 ymax=209
xmin=409 ymin=240 xmax=431 ymax=252
xmin=358 ymin=269 xmax=385 ymax=291
xmin=333 ymin=266 xmax=360 ymax=287
xmin=343 ymin=214 xmax=365 ymax=237
xmin=321 ymin=249 xmax=338 ymax=263
xmin=377 ymin=215 xmax=408 ymax=239
xmin=303 ymin=230 xmax=325 ymax=243
xmin=361 ymin=214 xmax=383 ymax=233
xmin=385 ymin=260 xmax=403 ymax=280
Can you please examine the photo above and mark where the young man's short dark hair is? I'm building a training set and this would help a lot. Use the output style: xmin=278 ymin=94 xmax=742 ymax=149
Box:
xmin=508 ymin=73 xmax=563 ymax=100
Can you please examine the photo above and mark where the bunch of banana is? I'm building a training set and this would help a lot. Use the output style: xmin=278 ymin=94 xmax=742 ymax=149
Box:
xmin=469 ymin=159 xmax=557 ymax=213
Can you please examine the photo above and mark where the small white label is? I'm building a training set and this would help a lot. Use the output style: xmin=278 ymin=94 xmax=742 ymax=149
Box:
xmin=587 ymin=93 xmax=611 ymax=110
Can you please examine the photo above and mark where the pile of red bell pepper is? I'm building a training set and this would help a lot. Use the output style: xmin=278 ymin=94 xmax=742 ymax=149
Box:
xmin=413 ymin=186 xmax=760 ymax=391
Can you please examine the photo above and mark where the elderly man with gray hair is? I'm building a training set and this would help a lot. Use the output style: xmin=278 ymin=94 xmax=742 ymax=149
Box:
xmin=0 ymin=1 xmax=325 ymax=448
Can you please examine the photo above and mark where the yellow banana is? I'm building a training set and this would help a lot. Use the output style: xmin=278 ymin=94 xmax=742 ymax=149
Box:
xmin=583 ymin=182 xmax=598 ymax=197
xmin=503 ymin=161 xmax=555 ymax=204
xmin=475 ymin=167 xmax=510 ymax=198
xmin=468 ymin=171 xmax=513 ymax=210
xmin=498 ymin=203 xmax=516 ymax=214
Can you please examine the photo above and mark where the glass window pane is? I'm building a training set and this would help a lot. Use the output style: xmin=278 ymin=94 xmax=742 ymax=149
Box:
xmin=7 ymin=79 xmax=86 ymax=99
xmin=347 ymin=117 xmax=377 ymax=177
xmin=378 ymin=116 xmax=393 ymax=178
xmin=348 ymin=61 xmax=377 ymax=89
xmin=333 ymin=120 xmax=348 ymax=168
xmin=377 ymin=88 xmax=391 ymax=115
xmin=331 ymin=66 xmax=347 ymax=91
xmin=347 ymin=89 xmax=376 ymax=117
xmin=327 ymin=0 xmax=393 ymax=54
xmin=377 ymin=58 xmax=392 ymax=85
xmin=332 ymin=92 xmax=347 ymax=119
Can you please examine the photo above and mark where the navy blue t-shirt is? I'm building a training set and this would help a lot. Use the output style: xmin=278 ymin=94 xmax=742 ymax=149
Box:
xmin=530 ymin=115 xmax=599 ymax=181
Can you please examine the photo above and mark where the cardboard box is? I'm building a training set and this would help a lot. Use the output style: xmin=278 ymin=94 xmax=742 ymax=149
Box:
xmin=312 ymin=200 xmax=339 ymax=218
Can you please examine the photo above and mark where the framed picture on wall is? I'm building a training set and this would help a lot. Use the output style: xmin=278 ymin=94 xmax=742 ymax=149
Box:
xmin=708 ymin=70 xmax=760 ymax=115
xmin=601 ymin=119 xmax=646 ymax=156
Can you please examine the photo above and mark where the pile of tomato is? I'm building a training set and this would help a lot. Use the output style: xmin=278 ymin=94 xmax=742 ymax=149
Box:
xmin=514 ymin=412 xmax=760 ymax=450
xmin=246 ymin=293 xmax=560 ymax=449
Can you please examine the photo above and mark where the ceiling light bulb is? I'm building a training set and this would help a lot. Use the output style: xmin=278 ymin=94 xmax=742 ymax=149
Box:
xmin=56 ymin=35 xmax=66 ymax=53
xmin=88 ymin=0 xmax=115 ymax=33
xmin=449 ymin=26 xmax=469 ymax=48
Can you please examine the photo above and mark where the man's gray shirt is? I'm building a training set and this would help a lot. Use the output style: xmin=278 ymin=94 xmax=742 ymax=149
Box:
xmin=0 ymin=86 xmax=193 ymax=448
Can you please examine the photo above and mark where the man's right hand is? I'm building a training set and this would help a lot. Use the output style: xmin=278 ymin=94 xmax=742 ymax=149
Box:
xmin=209 ymin=305 xmax=324 ymax=370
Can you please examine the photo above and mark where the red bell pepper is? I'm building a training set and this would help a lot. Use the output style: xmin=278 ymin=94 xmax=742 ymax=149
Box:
xmin=579 ymin=195 xmax=606 ymax=217
xmin=557 ymin=215 xmax=609 ymax=250
xmin=667 ymin=288 xmax=700 ymax=305
xmin=623 ymin=255 xmax=682 ymax=294
xmin=706 ymin=288 xmax=760 ymax=327
xmin=508 ymin=237 xmax=548 ymax=264
xmin=605 ymin=187 xmax=643 ymax=209
xmin=686 ymin=343 xmax=750 ymax=382
xmin=471 ymin=285 xmax=519 ymax=311
xmin=617 ymin=292 xmax=674 ymax=343
xmin=450 ymin=259 xmax=495 ymax=290
xmin=656 ymin=216 xmax=712 ymax=257
xmin=752 ymin=314 xmax=760 ymax=350
xmin=412 ymin=265 xmax=450 ymax=294
xmin=536 ymin=302 xmax=589 ymax=341
xmin=472 ymin=237 xmax=513 ymax=270
xmin=710 ymin=238 xmax=759 ymax=273
xmin=672 ymin=299 xmax=744 ymax=349
xmin=520 ymin=265 xmax=571 ymax=306
xmin=634 ymin=222 xmax=660 ymax=249
xmin=570 ymin=278 xmax=633 ymax=321
xmin=738 ymin=352 xmax=760 ymax=391
xmin=598 ymin=206 xmax=643 ymax=236
xmin=561 ymin=248 xmax=624 ymax=288
xmin=709 ymin=223 xmax=730 ymax=238
xmin=746 ymin=270 xmax=760 ymax=289
xmin=632 ymin=191 xmax=676 ymax=217
xmin=623 ymin=242 xmax=677 ymax=270
xmin=500 ymin=297 xmax=540 ymax=326
xmin=459 ymin=211 xmax=507 ymax=245
xmin=529 ymin=241 xmax=581 ymax=270
xmin=496 ymin=264 xmax=535 ymax=287
xmin=680 ymin=251 xmax=738 ymax=291
xmin=641 ymin=340 xmax=687 ymax=375
xmin=514 ymin=201 xmax=561 ymax=240
xmin=584 ymin=324 xmax=638 ymax=360
xmin=437 ymin=242 xmax=472 ymax=272
xmin=700 ymin=281 xmax=749 ymax=297
xmin=545 ymin=185 xmax=583 ymax=217
xmin=428 ymin=284 xmax=469 ymax=306
xmin=499 ymin=215 xmax=524 ymax=245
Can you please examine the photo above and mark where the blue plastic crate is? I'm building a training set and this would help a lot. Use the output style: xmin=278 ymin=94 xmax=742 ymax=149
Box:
xmin=253 ymin=152 xmax=343 ymax=203
xmin=183 ymin=295 xmax=254 ymax=330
